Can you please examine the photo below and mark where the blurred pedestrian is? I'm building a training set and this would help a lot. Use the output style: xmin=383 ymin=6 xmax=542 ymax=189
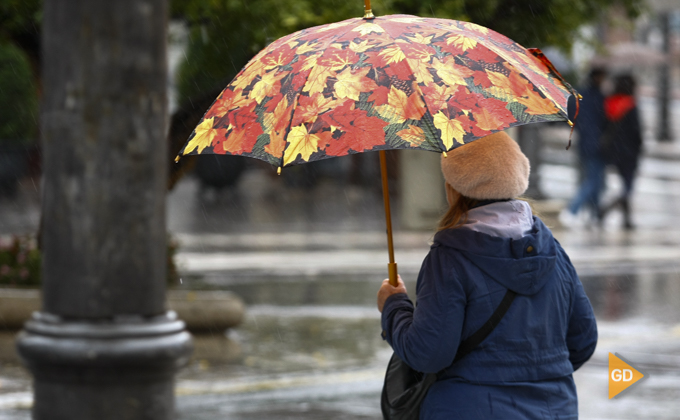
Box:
xmin=377 ymin=131 xmax=598 ymax=419
xmin=599 ymin=74 xmax=643 ymax=229
xmin=559 ymin=67 xmax=607 ymax=228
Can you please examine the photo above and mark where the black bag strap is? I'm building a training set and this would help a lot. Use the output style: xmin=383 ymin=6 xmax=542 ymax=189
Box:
xmin=452 ymin=289 xmax=517 ymax=364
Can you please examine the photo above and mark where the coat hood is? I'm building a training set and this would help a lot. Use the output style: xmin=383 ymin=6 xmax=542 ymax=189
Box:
xmin=433 ymin=217 xmax=557 ymax=295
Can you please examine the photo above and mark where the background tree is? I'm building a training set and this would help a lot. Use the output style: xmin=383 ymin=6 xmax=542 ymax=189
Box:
xmin=0 ymin=43 xmax=37 ymax=143
xmin=0 ymin=0 xmax=41 ymax=85
xmin=170 ymin=0 xmax=644 ymax=105
xmin=0 ymin=0 xmax=647 ymax=119
xmin=0 ymin=0 xmax=41 ymax=144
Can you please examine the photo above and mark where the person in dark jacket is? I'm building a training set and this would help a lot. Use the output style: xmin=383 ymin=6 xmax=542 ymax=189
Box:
xmin=599 ymin=74 xmax=643 ymax=229
xmin=560 ymin=67 xmax=607 ymax=227
xmin=377 ymin=131 xmax=598 ymax=419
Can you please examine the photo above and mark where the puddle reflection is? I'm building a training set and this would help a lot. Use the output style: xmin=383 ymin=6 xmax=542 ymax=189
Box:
xmin=236 ymin=313 xmax=388 ymax=373
xmin=3 ymin=270 xmax=680 ymax=394
xmin=582 ymin=271 xmax=680 ymax=324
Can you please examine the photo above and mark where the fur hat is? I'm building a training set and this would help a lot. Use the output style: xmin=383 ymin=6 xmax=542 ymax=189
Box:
xmin=440 ymin=131 xmax=530 ymax=200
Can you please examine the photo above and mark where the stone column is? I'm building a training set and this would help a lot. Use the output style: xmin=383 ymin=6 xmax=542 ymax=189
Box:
xmin=16 ymin=1 xmax=193 ymax=419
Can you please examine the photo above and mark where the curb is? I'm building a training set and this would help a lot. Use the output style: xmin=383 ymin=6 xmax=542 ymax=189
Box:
xmin=0 ymin=288 xmax=245 ymax=332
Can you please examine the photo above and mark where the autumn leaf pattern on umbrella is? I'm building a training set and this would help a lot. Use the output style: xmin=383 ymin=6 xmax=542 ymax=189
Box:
xmin=177 ymin=14 xmax=577 ymax=171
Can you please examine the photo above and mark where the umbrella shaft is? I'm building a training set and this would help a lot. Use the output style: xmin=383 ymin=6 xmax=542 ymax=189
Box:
xmin=379 ymin=150 xmax=398 ymax=286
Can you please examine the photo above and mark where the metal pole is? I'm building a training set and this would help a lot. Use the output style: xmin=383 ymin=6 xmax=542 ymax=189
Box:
xmin=16 ymin=1 xmax=192 ymax=419
xmin=379 ymin=150 xmax=398 ymax=286
xmin=657 ymin=12 xmax=672 ymax=142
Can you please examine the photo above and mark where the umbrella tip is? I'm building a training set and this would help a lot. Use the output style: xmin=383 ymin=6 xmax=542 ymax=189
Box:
xmin=567 ymin=120 xmax=574 ymax=127
xmin=363 ymin=0 xmax=375 ymax=19
xmin=577 ymin=93 xmax=583 ymax=100
xmin=277 ymin=167 xmax=282 ymax=175
xmin=442 ymin=151 xmax=448 ymax=158
xmin=174 ymin=155 xmax=181 ymax=163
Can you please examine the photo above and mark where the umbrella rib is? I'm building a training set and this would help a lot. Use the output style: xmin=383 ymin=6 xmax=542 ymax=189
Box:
xmin=388 ymin=41 xmax=443 ymax=151
xmin=277 ymin=85 xmax=305 ymax=170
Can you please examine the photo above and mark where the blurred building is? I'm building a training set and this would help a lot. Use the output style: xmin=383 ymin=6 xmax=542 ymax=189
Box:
xmin=586 ymin=2 xmax=679 ymax=142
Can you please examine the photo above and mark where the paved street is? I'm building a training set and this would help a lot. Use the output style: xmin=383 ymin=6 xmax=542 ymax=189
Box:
xmin=168 ymin=149 xmax=680 ymax=419
xmin=1 ymin=98 xmax=680 ymax=418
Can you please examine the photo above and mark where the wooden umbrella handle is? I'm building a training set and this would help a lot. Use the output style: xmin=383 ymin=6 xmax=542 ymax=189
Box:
xmin=379 ymin=150 xmax=398 ymax=286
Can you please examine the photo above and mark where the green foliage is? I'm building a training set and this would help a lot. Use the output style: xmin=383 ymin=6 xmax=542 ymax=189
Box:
xmin=0 ymin=42 xmax=38 ymax=144
xmin=0 ymin=0 xmax=41 ymax=42
xmin=172 ymin=0 xmax=643 ymax=104
xmin=459 ymin=0 xmax=643 ymax=52
xmin=0 ymin=0 xmax=644 ymax=111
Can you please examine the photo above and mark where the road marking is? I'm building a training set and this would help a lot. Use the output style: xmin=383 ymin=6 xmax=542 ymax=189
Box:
xmin=176 ymin=368 xmax=384 ymax=397
xmin=176 ymin=245 xmax=680 ymax=275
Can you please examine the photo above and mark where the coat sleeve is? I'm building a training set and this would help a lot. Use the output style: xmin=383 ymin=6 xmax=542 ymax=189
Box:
xmin=381 ymin=248 xmax=466 ymax=373
xmin=566 ymin=274 xmax=598 ymax=371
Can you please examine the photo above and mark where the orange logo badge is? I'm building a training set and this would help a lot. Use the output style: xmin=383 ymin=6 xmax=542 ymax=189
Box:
xmin=609 ymin=352 xmax=646 ymax=399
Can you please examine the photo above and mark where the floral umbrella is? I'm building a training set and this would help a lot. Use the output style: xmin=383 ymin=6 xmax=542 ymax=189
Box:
xmin=176 ymin=1 xmax=578 ymax=284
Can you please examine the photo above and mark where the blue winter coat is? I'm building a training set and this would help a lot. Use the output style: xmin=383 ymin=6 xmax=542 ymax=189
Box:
xmin=381 ymin=216 xmax=597 ymax=419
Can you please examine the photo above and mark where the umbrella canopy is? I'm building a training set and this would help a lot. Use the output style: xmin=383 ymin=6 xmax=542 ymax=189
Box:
xmin=175 ymin=6 xmax=578 ymax=285
xmin=177 ymin=14 xmax=577 ymax=172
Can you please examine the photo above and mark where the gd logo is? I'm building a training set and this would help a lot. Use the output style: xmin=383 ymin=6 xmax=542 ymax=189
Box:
xmin=608 ymin=353 xmax=646 ymax=399
xmin=611 ymin=368 xmax=633 ymax=382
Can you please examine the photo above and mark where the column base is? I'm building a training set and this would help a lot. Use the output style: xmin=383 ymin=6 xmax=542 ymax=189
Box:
xmin=16 ymin=311 xmax=193 ymax=420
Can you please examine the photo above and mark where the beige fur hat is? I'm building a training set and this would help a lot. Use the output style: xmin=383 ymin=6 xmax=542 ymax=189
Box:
xmin=440 ymin=131 xmax=530 ymax=200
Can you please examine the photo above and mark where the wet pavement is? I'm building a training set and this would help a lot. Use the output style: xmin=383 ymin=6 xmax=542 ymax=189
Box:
xmin=2 ymin=99 xmax=680 ymax=418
